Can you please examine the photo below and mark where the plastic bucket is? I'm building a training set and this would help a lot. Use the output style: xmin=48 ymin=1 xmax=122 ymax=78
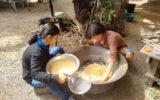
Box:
xmin=125 ymin=13 xmax=135 ymax=22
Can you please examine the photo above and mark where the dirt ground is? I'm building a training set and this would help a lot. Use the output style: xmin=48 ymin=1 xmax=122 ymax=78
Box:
xmin=0 ymin=0 xmax=160 ymax=100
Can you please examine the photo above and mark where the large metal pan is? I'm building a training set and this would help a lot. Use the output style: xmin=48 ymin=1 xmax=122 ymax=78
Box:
xmin=73 ymin=46 xmax=128 ymax=94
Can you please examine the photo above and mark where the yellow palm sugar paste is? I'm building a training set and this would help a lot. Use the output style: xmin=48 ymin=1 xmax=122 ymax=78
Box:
xmin=50 ymin=58 xmax=76 ymax=75
xmin=81 ymin=63 xmax=107 ymax=82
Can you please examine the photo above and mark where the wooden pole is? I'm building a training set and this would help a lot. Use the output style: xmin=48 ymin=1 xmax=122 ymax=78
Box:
xmin=49 ymin=0 xmax=54 ymax=17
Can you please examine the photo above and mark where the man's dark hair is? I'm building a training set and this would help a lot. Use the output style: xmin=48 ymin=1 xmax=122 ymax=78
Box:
xmin=28 ymin=22 xmax=60 ymax=45
xmin=39 ymin=22 xmax=60 ymax=38
xmin=87 ymin=23 xmax=105 ymax=38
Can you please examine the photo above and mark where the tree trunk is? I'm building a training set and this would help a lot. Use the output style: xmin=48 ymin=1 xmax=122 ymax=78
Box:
xmin=72 ymin=0 xmax=91 ymax=24
xmin=72 ymin=0 xmax=128 ymax=36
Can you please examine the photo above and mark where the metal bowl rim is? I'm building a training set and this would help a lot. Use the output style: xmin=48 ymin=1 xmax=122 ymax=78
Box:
xmin=73 ymin=46 xmax=128 ymax=85
xmin=46 ymin=54 xmax=80 ymax=74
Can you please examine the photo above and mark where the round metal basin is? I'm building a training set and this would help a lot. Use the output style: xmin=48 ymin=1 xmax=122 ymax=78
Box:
xmin=73 ymin=46 xmax=128 ymax=94
xmin=46 ymin=54 xmax=80 ymax=75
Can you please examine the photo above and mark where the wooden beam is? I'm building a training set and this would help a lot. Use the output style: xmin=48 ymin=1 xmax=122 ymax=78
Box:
xmin=146 ymin=74 xmax=160 ymax=84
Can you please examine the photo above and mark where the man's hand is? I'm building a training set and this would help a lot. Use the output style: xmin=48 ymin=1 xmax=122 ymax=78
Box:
xmin=98 ymin=58 xmax=116 ymax=82
xmin=98 ymin=74 xmax=109 ymax=82
xmin=96 ymin=70 xmax=112 ymax=82
xmin=58 ymin=73 xmax=68 ymax=84
xmin=56 ymin=53 xmax=61 ymax=56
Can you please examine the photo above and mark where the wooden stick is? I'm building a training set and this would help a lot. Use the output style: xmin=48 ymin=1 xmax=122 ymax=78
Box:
xmin=49 ymin=0 xmax=54 ymax=17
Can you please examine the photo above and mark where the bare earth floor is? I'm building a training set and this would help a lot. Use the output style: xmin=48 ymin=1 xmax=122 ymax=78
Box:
xmin=0 ymin=0 xmax=160 ymax=100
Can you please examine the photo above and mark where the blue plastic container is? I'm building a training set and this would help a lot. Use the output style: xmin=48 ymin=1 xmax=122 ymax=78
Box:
xmin=125 ymin=13 xmax=135 ymax=22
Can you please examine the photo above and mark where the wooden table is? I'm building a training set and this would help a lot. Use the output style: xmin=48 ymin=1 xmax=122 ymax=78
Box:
xmin=140 ymin=45 xmax=160 ymax=86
